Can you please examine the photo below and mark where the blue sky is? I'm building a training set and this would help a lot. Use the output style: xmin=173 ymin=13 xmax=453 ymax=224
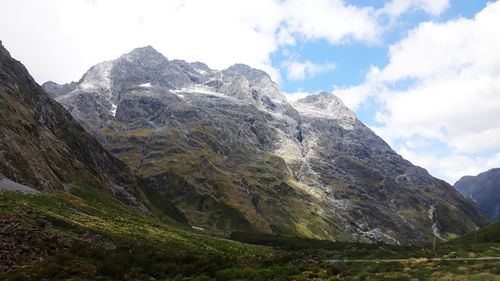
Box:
xmin=1 ymin=0 xmax=500 ymax=183
xmin=272 ymin=0 xmax=490 ymax=128
xmin=274 ymin=0 xmax=490 ymax=99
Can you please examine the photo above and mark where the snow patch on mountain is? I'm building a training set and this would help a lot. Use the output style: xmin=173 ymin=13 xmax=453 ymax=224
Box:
xmin=172 ymin=86 xmax=228 ymax=99
xmin=195 ymin=68 xmax=207 ymax=75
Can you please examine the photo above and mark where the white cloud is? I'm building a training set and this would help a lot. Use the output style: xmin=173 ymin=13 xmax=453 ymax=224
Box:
xmin=376 ymin=2 xmax=500 ymax=151
xmin=334 ymin=66 xmax=382 ymax=110
xmin=281 ymin=0 xmax=381 ymax=44
xmin=284 ymin=91 xmax=312 ymax=101
xmin=284 ymin=60 xmax=335 ymax=80
xmin=0 ymin=0 xmax=384 ymax=84
xmin=382 ymin=0 xmax=450 ymax=18
xmin=398 ymin=148 xmax=500 ymax=184
xmin=339 ymin=1 xmax=500 ymax=183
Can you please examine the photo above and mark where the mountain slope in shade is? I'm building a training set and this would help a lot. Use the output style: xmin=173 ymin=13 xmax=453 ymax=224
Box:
xmin=455 ymin=168 xmax=500 ymax=221
xmin=0 ymin=40 xmax=145 ymax=208
xmin=43 ymin=46 xmax=490 ymax=245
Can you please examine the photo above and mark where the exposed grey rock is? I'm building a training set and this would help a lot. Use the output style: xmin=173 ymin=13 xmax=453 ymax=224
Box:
xmin=0 ymin=174 xmax=40 ymax=195
xmin=455 ymin=168 xmax=500 ymax=221
xmin=44 ymin=45 xmax=490 ymax=245
xmin=293 ymin=92 xmax=356 ymax=129
xmin=42 ymin=81 xmax=78 ymax=99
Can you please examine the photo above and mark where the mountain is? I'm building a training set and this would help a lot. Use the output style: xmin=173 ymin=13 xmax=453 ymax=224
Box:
xmin=455 ymin=168 xmax=500 ymax=221
xmin=0 ymin=40 xmax=151 ymax=211
xmin=43 ymin=46 xmax=489 ymax=245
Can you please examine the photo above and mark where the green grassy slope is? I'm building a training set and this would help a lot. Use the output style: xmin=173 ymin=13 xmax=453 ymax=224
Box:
xmin=100 ymin=119 xmax=340 ymax=241
xmin=0 ymin=187 xmax=275 ymax=280
xmin=449 ymin=221 xmax=500 ymax=244
xmin=1 ymin=187 xmax=499 ymax=281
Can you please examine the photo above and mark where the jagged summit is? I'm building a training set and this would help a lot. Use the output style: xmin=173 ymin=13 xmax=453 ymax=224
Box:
xmin=77 ymin=45 xmax=170 ymax=94
xmin=189 ymin=61 xmax=211 ymax=73
xmin=297 ymin=91 xmax=346 ymax=106
xmin=123 ymin=45 xmax=164 ymax=57
xmin=120 ymin=45 xmax=168 ymax=63
xmin=0 ymin=40 xmax=9 ymax=56
xmin=42 ymin=46 xmax=289 ymax=127
xmin=222 ymin=63 xmax=270 ymax=82
xmin=294 ymin=92 xmax=357 ymax=127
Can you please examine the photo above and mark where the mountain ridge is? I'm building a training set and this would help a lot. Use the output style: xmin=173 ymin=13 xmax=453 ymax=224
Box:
xmin=43 ymin=45 xmax=490 ymax=245
xmin=455 ymin=168 xmax=500 ymax=221
xmin=0 ymin=41 xmax=127 ymax=191
xmin=0 ymin=41 xmax=190 ymax=224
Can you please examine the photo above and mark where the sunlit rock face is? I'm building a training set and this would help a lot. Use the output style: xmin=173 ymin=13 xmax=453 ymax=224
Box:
xmin=43 ymin=46 xmax=490 ymax=245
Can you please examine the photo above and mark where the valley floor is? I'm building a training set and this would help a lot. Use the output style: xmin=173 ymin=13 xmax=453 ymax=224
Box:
xmin=0 ymin=187 xmax=499 ymax=281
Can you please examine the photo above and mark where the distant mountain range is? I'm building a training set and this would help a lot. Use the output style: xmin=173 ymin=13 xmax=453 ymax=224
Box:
xmin=39 ymin=45 xmax=489 ymax=245
xmin=455 ymin=168 xmax=500 ymax=221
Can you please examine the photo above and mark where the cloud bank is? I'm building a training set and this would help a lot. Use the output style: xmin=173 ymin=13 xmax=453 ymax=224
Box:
xmin=1 ymin=0 xmax=447 ymax=84
xmin=336 ymin=1 xmax=500 ymax=182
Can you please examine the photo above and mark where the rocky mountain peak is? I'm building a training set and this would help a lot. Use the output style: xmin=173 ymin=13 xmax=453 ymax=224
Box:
xmin=78 ymin=46 xmax=169 ymax=93
xmin=455 ymin=168 xmax=500 ymax=220
xmin=120 ymin=45 xmax=168 ymax=63
xmin=189 ymin=61 xmax=211 ymax=73
xmin=294 ymin=92 xmax=357 ymax=127
xmin=79 ymin=61 xmax=114 ymax=91
xmin=41 ymin=81 xmax=78 ymax=99
xmin=0 ymin=40 xmax=9 ymax=56
xmin=218 ymin=64 xmax=286 ymax=103
xmin=222 ymin=63 xmax=270 ymax=82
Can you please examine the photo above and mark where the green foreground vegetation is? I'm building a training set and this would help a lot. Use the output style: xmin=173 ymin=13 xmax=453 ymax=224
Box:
xmin=0 ymin=186 xmax=499 ymax=281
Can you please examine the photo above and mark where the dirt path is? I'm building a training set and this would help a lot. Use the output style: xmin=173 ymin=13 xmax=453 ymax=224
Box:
xmin=326 ymin=256 xmax=500 ymax=263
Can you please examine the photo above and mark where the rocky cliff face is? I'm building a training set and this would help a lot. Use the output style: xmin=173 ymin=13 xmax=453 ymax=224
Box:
xmin=455 ymin=168 xmax=500 ymax=221
xmin=43 ymin=46 xmax=490 ymax=244
xmin=0 ymin=41 xmax=146 ymax=207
